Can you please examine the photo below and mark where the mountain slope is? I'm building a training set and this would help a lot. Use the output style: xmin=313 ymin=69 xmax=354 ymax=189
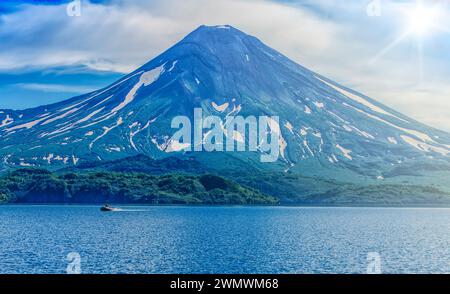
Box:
xmin=1 ymin=25 xmax=449 ymax=201
xmin=0 ymin=168 xmax=276 ymax=204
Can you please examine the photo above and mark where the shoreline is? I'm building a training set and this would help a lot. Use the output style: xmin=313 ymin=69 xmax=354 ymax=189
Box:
xmin=2 ymin=203 xmax=450 ymax=209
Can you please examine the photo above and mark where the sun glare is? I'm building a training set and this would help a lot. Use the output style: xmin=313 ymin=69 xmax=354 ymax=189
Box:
xmin=406 ymin=3 xmax=439 ymax=36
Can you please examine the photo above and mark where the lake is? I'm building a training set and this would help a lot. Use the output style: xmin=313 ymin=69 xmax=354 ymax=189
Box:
xmin=0 ymin=205 xmax=449 ymax=274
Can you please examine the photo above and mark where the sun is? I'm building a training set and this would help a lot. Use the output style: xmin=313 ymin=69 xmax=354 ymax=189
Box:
xmin=370 ymin=1 xmax=448 ymax=67
xmin=406 ymin=3 xmax=440 ymax=36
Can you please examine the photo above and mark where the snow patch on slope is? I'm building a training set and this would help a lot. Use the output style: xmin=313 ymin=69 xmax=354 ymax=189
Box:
xmin=343 ymin=102 xmax=437 ymax=144
xmin=304 ymin=106 xmax=312 ymax=114
xmin=401 ymin=135 xmax=449 ymax=156
xmin=166 ymin=140 xmax=191 ymax=152
xmin=316 ymin=76 xmax=408 ymax=123
xmin=75 ymin=107 xmax=105 ymax=125
xmin=129 ymin=117 xmax=157 ymax=150
xmin=300 ymin=127 xmax=308 ymax=136
xmin=89 ymin=117 xmax=123 ymax=150
xmin=111 ymin=65 xmax=165 ymax=114
xmin=387 ymin=137 xmax=398 ymax=144
xmin=168 ymin=61 xmax=178 ymax=72
xmin=212 ymin=101 xmax=229 ymax=112
xmin=6 ymin=116 xmax=48 ymax=132
xmin=42 ymin=107 xmax=81 ymax=125
xmin=313 ymin=101 xmax=324 ymax=109
xmin=343 ymin=125 xmax=352 ymax=132
xmin=336 ymin=144 xmax=353 ymax=160
xmin=72 ymin=155 xmax=79 ymax=165
xmin=0 ymin=115 xmax=13 ymax=128
xmin=284 ymin=121 xmax=294 ymax=134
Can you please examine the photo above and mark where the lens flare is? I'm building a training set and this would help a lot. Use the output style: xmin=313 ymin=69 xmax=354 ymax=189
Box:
xmin=406 ymin=3 xmax=440 ymax=36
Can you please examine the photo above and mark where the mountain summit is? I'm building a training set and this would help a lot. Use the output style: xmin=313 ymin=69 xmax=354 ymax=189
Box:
xmin=1 ymin=25 xmax=450 ymax=201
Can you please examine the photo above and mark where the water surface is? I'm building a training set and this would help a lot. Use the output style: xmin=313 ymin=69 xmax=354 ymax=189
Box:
xmin=0 ymin=205 xmax=449 ymax=273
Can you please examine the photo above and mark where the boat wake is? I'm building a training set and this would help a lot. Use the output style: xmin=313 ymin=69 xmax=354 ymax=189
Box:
xmin=111 ymin=208 xmax=147 ymax=212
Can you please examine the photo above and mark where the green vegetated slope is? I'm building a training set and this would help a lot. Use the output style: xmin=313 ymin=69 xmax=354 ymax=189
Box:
xmin=0 ymin=168 xmax=277 ymax=205
xmin=1 ymin=154 xmax=450 ymax=206
xmin=232 ymin=171 xmax=450 ymax=206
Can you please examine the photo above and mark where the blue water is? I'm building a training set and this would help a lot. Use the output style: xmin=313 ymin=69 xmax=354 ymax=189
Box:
xmin=0 ymin=206 xmax=450 ymax=274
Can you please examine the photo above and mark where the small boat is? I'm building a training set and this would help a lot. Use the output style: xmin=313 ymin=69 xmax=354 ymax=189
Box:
xmin=100 ymin=204 xmax=116 ymax=212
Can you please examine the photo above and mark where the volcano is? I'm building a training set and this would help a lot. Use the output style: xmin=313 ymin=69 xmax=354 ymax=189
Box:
xmin=1 ymin=25 xmax=450 ymax=203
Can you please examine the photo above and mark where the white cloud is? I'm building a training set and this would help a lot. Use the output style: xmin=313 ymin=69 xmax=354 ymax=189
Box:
xmin=0 ymin=0 xmax=449 ymax=131
xmin=0 ymin=0 xmax=344 ymax=73
xmin=15 ymin=83 xmax=96 ymax=93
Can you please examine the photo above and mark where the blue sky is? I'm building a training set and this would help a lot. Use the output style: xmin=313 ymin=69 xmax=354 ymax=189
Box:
xmin=0 ymin=0 xmax=449 ymax=131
